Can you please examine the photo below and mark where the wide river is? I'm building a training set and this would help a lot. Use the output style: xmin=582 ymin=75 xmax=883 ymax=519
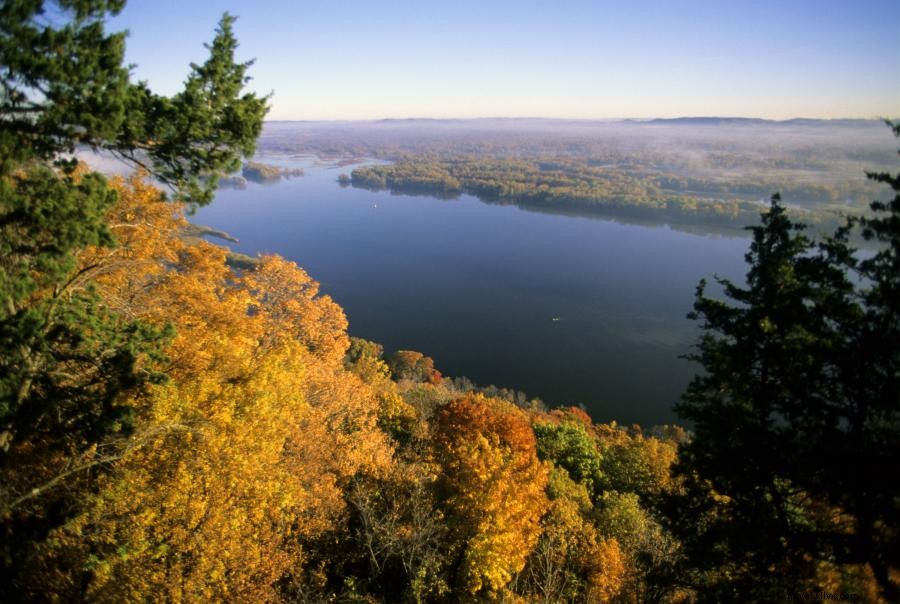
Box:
xmin=193 ymin=157 xmax=750 ymax=427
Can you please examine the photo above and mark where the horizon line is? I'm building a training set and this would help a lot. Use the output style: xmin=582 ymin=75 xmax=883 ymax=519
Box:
xmin=262 ymin=115 xmax=892 ymax=124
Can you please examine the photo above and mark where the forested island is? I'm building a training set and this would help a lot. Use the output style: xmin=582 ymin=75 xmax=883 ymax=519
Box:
xmin=242 ymin=160 xmax=304 ymax=182
xmin=1 ymin=3 xmax=898 ymax=603
xmin=347 ymin=154 xmax=854 ymax=228
xmin=219 ymin=160 xmax=304 ymax=188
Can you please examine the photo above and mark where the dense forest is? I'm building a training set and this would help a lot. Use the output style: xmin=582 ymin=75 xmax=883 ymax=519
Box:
xmin=1 ymin=2 xmax=898 ymax=602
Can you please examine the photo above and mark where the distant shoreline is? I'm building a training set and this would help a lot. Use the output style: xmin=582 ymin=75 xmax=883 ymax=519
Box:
xmin=261 ymin=116 xmax=889 ymax=126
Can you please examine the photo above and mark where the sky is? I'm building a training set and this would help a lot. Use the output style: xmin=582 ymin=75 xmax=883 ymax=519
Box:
xmin=109 ymin=0 xmax=900 ymax=121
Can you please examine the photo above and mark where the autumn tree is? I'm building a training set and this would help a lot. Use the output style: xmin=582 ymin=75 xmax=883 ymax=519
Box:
xmin=346 ymin=337 xmax=392 ymax=382
xmin=388 ymin=349 xmax=442 ymax=384
xmin=431 ymin=394 xmax=549 ymax=598
xmin=517 ymin=466 xmax=625 ymax=602
xmin=344 ymin=463 xmax=449 ymax=601
xmin=533 ymin=420 xmax=604 ymax=498
xmin=242 ymin=255 xmax=349 ymax=367
xmin=594 ymin=424 xmax=677 ymax=498
xmin=344 ymin=338 xmax=420 ymax=445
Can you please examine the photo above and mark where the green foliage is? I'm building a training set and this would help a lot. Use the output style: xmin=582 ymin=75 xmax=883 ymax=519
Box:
xmin=546 ymin=464 xmax=593 ymax=512
xmin=3 ymin=5 xmax=895 ymax=601
xmin=595 ymin=491 xmax=654 ymax=555
xmin=534 ymin=421 xmax=604 ymax=497
xmin=0 ymin=167 xmax=114 ymax=306
xmin=113 ymin=13 xmax=269 ymax=204
xmin=1 ymin=2 xmax=267 ymax=203
xmin=597 ymin=431 xmax=677 ymax=498
xmin=595 ymin=490 xmax=681 ymax=601
xmin=351 ymin=338 xmax=382 ymax=360
xmin=518 ymin=468 xmax=626 ymax=602
xmin=0 ymin=0 xmax=130 ymax=171
xmin=0 ymin=166 xmax=171 ymax=453
xmin=1 ymin=0 xmax=267 ymax=453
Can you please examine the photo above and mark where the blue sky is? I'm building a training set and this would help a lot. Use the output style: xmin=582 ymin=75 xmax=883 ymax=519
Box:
xmin=110 ymin=0 xmax=900 ymax=120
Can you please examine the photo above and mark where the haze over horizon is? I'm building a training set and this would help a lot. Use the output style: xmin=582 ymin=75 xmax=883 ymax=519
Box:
xmin=257 ymin=116 xmax=893 ymax=123
xmin=113 ymin=0 xmax=899 ymax=121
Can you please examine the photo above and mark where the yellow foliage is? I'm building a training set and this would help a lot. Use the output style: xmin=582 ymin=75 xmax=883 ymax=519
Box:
xmin=39 ymin=175 xmax=393 ymax=600
xmin=243 ymin=255 xmax=350 ymax=367
xmin=813 ymin=559 xmax=885 ymax=602
xmin=79 ymin=172 xmax=189 ymax=322
xmin=585 ymin=538 xmax=626 ymax=602
xmin=521 ymin=467 xmax=624 ymax=602
xmin=61 ymin=344 xmax=311 ymax=602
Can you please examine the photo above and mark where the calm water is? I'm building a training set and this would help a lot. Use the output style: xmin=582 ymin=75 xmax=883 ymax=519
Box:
xmin=193 ymin=157 xmax=750 ymax=426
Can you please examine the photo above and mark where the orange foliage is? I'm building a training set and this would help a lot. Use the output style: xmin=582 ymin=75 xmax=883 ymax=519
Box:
xmin=432 ymin=394 xmax=549 ymax=597
xmin=586 ymin=538 xmax=627 ymax=602
xmin=388 ymin=349 xmax=442 ymax=384
xmin=23 ymin=172 xmax=682 ymax=601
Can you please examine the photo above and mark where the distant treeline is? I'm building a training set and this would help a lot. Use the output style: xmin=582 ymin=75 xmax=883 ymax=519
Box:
xmin=349 ymin=155 xmax=877 ymax=229
xmin=220 ymin=161 xmax=305 ymax=188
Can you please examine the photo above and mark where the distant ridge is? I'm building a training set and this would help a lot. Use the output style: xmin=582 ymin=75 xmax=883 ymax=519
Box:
xmin=264 ymin=117 xmax=885 ymax=126
xmin=640 ymin=117 xmax=881 ymax=127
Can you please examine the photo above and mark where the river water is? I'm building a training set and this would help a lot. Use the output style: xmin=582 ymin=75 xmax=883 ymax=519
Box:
xmin=193 ymin=156 xmax=750 ymax=426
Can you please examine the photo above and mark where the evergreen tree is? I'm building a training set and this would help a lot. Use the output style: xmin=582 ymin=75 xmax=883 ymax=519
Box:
xmin=667 ymin=125 xmax=900 ymax=600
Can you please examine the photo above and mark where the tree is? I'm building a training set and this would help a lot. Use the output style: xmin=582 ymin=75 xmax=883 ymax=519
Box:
xmin=11 ymin=175 xmax=394 ymax=600
xmin=533 ymin=420 xmax=604 ymax=498
xmin=847 ymin=123 xmax=900 ymax=598
xmin=431 ymin=394 xmax=549 ymax=598
xmin=1 ymin=2 xmax=267 ymax=203
xmin=668 ymin=125 xmax=900 ymax=600
xmin=0 ymin=2 xmax=267 ymax=596
xmin=595 ymin=425 xmax=677 ymax=499
xmin=387 ymin=349 xmax=442 ymax=384
xmin=242 ymin=255 xmax=349 ymax=367
xmin=345 ymin=463 xmax=449 ymax=602
xmin=517 ymin=466 xmax=626 ymax=603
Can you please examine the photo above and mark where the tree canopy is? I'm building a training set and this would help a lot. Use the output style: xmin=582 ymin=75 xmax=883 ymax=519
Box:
xmin=2 ymin=2 xmax=897 ymax=601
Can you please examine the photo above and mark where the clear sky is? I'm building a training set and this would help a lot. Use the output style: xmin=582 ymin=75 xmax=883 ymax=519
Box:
xmin=109 ymin=0 xmax=900 ymax=121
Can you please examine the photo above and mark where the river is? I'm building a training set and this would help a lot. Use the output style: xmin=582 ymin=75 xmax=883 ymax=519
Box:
xmin=192 ymin=156 xmax=750 ymax=426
